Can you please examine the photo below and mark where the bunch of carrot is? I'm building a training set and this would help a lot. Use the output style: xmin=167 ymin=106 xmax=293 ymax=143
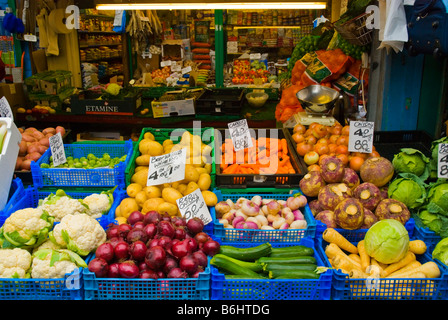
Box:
xmin=219 ymin=137 xmax=296 ymax=175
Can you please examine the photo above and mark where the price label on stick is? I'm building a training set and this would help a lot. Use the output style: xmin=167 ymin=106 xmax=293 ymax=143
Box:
xmin=228 ymin=119 xmax=253 ymax=151
xmin=49 ymin=133 xmax=66 ymax=167
xmin=176 ymin=188 xmax=213 ymax=225
xmin=438 ymin=143 xmax=448 ymax=179
xmin=147 ymin=148 xmax=187 ymax=186
xmin=348 ymin=121 xmax=374 ymax=154
xmin=0 ymin=96 xmax=13 ymax=120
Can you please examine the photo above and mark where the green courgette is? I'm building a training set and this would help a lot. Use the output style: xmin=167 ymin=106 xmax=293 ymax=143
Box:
xmin=211 ymin=254 xmax=265 ymax=278
xmin=219 ymin=243 xmax=272 ymax=261
xmin=218 ymin=255 xmax=263 ymax=272
xmin=262 ymin=263 xmax=317 ymax=273
xmin=269 ymin=246 xmax=314 ymax=257
xmin=269 ymin=270 xmax=320 ymax=279
xmin=224 ymin=274 xmax=268 ymax=279
xmin=257 ymin=256 xmax=317 ymax=265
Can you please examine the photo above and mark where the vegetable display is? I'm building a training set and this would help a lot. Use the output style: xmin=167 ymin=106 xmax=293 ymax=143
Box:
xmin=88 ymin=212 xmax=219 ymax=279
xmin=211 ymin=242 xmax=325 ymax=279
xmin=214 ymin=194 xmax=308 ymax=231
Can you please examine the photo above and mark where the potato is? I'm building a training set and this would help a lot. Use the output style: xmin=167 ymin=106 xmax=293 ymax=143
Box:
xmin=142 ymin=198 xmax=165 ymax=214
xmin=55 ymin=126 xmax=66 ymax=136
xmin=42 ymin=127 xmax=56 ymax=135
xmin=115 ymin=204 xmax=122 ymax=217
xmin=139 ymin=139 xmax=163 ymax=156
xmin=15 ymin=157 xmax=23 ymax=170
xmin=144 ymin=132 xmax=155 ymax=140
xmin=163 ymin=139 xmax=173 ymax=148
xmin=197 ymin=173 xmax=211 ymax=191
xmin=134 ymin=165 xmax=148 ymax=173
xmin=135 ymin=190 xmax=148 ymax=208
xmin=144 ymin=186 xmax=162 ymax=199
xmin=204 ymin=163 xmax=212 ymax=174
xmin=21 ymin=133 xmax=36 ymax=143
xmin=135 ymin=154 xmax=151 ymax=166
xmin=184 ymin=164 xmax=200 ymax=183
xmin=31 ymin=130 xmax=45 ymax=140
xmin=131 ymin=168 xmax=149 ymax=186
xmin=202 ymin=190 xmax=218 ymax=207
xmin=119 ymin=198 xmax=140 ymax=218
xmin=18 ymin=140 xmax=27 ymax=156
xmin=26 ymin=152 xmax=42 ymax=162
xmin=115 ymin=217 xmax=127 ymax=225
xmin=184 ymin=181 xmax=200 ymax=196
xmin=195 ymin=167 xmax=208 ymax=175
xmin=157 ymin=202 xmax=178 ymax=216
xmin=162 ymin=187 xmax=183 ymax=205
xmin=176 ymin=183 xmax=187 ymax=195
xmin=21 ymin=159 xmax=32 ymax=171
xmin=127 ymin=183 xmax=143 ymax=198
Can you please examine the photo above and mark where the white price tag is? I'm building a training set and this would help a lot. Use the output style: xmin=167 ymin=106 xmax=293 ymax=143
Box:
xmin=0 ymin=96 xmax=13 ymax=120
xmin=24 ymin=34 xmax=37 ymax=42
xmin=114 ymin=10 xmax=123 ymax=26
xmin=49 ymin=133 xmax=66 ymax=167
xmin=228 ymin=119 xmax=253 ymax=151
xmin=181 ymin=66 xmax=192 ymax=74
xmin=171 ymin=65 xmax=182 ymax=72
xmin=437 ymin=143 xmax=448 ymax=179
xmin=176 ymin=188 xmax=213 ymax=225
xmin=147 ymin=148 xmax=187 ymax=186
xmin=348 ymin=121 xmax=374 ymax=154
xmin=160 ymin=60 xmax=172 ymax=67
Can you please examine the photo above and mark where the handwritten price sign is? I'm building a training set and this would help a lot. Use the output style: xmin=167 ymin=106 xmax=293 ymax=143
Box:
xmin=228 ymin=119 xmax=253 ymax=151
xmin=49 ymin=133 xmax=67 ymax=167
xmin=147 ymin=148 xmax=187 ymax=186
xmin=438 ymin=143 xmax=448 ymax=179
xmin=176 ymin=188 xmax=212 ymax=225
xmin=348 ymin=121 xmax=374 ymax=154
xmin=0 ymin=96 xmax=13 ymax=120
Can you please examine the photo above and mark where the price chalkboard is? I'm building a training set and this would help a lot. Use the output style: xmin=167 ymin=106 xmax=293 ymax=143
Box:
xmin=438 ymin=143 xmax=448 ymax=179
xmin=176 ymin=188 xmax=212 ymax=225
xmin=228 ymin=119 xmax=253 ymax=151
xmin=348 ymin=121 xmax=374 ymax=154
xmin=146 ymin=148 xmax=187 ymax=186
xmin=49 ymin=133 xmax=67 ymax=167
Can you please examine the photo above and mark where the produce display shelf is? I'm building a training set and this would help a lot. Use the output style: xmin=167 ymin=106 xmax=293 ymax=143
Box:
xmin=210 ymin=237 xmax=332 ymax=300
xmin=2 ymin=185 xmax=126 ymax=229
xmin=31 ymin=140 xmax=133 ymax=189
xmin=214 ymin=128 xmax=307 ymax=189
xmin=0 ymin=178 xmax=25 ymax=219
xmin=316 ymin=237 xmax=448 ymax=300
xmin=83 ymin=254 xmax=211 ymax=300
xmin=211 ymin=189 xmax=317 ymax=243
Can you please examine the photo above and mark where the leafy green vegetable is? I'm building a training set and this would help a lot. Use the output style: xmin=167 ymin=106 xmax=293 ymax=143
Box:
xmin=432 ymin=238 xmax=448 ymax=266
xmin=417 ymin=210 xmax=448 ymax=238
xmin=426 ymin=180 xmax=448 ymax=216
xmin=392 ymin=148 xmax=430 ymax=181
xmin=387 ymin=173 xmax=427 ymax=209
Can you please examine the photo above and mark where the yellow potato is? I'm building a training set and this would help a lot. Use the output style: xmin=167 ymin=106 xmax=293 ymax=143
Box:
xmin=184 ymin=181 xmax=200 ymax=196
xmin=202 ymin=190 xmax=218 ymax=207
xmin=163 ymin=139 xmax=174 ymax=148
xmin=177 ymin=183 xmax=187 ymax=195
xmin=157 ymin=202 xmax=179 ymax=216
xmin=115 ymin=204 xmax=122 ymax=217
xmin=139 ymin=139 xmax=163 ymax=156
xmin=195 ymin=167 xmax=208 ymax=175
xmin=162 ymin=187 xmax=183 ymax=205
xmin=142 ymin=198 xmax=165 ymax=214
xmin=126 ymin=183 xmax=143 ymax=198
xmin=134 ymin=166 xmax=148 ymax=173
xmin=135 ymin=154 xmax=151 ymax=166
xmin=119 ymin=198 xmax=140 ymax=218
xmin=144 ymin=186 xmax=162 ymax=198
xmin=204 ymin=163 xmax=212 ymax=174
xmin=131 ymin=168 xmax=149 ymax=187
xmin=115 ymin=216 xmax=127 ymax=225
xmin=197 ymin=173 xmax=211 ymax=191
xmin=184 ymin=164 xmax=200 ymax=182
xmin=144 ymin=132 xmax=155 ymax=140
xmin=135 ymin=190 xmax=148 ymax=208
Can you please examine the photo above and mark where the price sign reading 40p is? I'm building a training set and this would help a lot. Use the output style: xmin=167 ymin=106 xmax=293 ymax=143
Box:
xmin=147 ymin=148 xmax=187 ymax=186
xmin=228 ymin=119 xmax=253 ymax=152
xmin=348 ymin=121 xmax=374 ymax=154
xmin=438 ymin=143 xmax=448 ymax=179
xmin=176 ymin=188 xmax=212 ymax=225
xmin=49 ymin=132 xmax=66 ymax=167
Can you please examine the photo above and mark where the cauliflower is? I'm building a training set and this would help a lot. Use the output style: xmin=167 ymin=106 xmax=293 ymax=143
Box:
xmin=31 ymin=249 xmax=87 ymax=279
xmin=32 ymin=239 xmax=62 ymax=254
xmin=83 ymin=188 xmax=115 ymax=219
xmin=0 ymin=208 xmax=54 ymax=249
xmin=39 ymin=189 xmax=88 ymax=222
xmin=49 ymin=214 xmax=106 ymax=256
xmin=0 ymin=248 xmax=32 ymax=278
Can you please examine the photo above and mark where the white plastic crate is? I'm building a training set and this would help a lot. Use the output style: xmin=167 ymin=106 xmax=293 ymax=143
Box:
xmin=0 ymin=117 xmax=21 ymax=211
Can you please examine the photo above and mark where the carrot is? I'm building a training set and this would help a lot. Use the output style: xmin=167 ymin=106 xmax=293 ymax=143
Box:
xmin=409 ymin=240 xmax=427 ymax=255
xmin=357 ymin=240 xmax=370 ymax=272
xmin=280 ymin=139 xmax=288 ymax=155
xmin=192 ymin=42 xmax=211 ymax=47
xmin=382 ymin=251 xmax=416 ymax=277
xmin=223 ymin=163 xmax=239 ymax=174
xmin=322 ymin=228 xmax=358 ymax=254
xmin=199 ymin=65 xmax=211 ymax=70
xmin=193 ymin=54 xmax=211 ymax=60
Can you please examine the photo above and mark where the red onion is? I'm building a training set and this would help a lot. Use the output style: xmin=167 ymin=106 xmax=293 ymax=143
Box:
xmin=114 ymin=242 xmax=130 ymax=260
xmin=106 ymin=224 xmax=120 ymax=239
xmin=140 ymin=269 xmax=158 ymax=279
xmin=126 ymin=228 xmax=148 ymax=244
xmin=118 ymin=261 xmax=140 ymax=278
xmin=157 ymin=220 xmax=175 ymax=238
xmin=108 ymin=237 xmax=126 ymax=248
xmin=167 ymin=267 xmax=188 ymax=278
xmin=179 ymin=255 xmax=198 ymax=274
xmin=95 ymin=243 xmax=114 ymax=263
xmin=127 ymin=211 xmax=144 ymax=225
xmin=163 ymin=256 xmax=178 ymax=274
xmin=192 ymin=250 xmax=208 ymax=268
xmin=157 ymin=235 xmax=173 ymax=251
xmin=186 ymin=217 xmax=204 ymax=235
xmin=202 ymin=239 xmax=220 ymax=256
xmin=117 ymin=224 xmax=132 ymax=238
xmin=191 ymin=266 xmax=204 ymax=278
xmin=171 ymin=240 xmax=189 ymax=259
xmin=130 ymin=240 xmax=147 ymax=261
xmin=132 ymin=221 xmax=145 ymax=230
xmin=194 ymin=232 xmax=210 ymax=244
xmin=156 ymin=270 xmax=166 ymax=278
xmin=161 ymin=214 xmax=171 ymax=222
xmin=174 ymin=226 xmax=187 ymax=240
xmin=143 ymin=211 xmax=161 ymax=225
xmin=138 ymin=261 xmax=148 ymax=270
xmin=88 ymin=258 xmax=109 ymax=278
xmin=147 ymin=238 xmax=160 ymax=248
xmin=145 ymin=245 xmax=167 ymax=270
xmin=185 ymin=238 xmax=198 ymax=252
xmin=171 ymin=216 xmax=187 ymax=227
xmin=143 ymin=223 xmax=157 ymax=239
xmin=107 ymin=263 xmax=120 ymax=278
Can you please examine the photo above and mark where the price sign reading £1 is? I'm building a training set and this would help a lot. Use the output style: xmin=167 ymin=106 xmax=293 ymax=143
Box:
xmin=147 ymin=148 xmax=187 ymax=186
xmin=348 ymin=121 xmax=374 ymax=154
xmin=228 ymin=119 xmax=253 ymax=152
xmin=176 ymin=188 xmax=212 ymax=225
xmin=49 ymin=133 xmax=66 ymax=167
xmin=438 ymin=143 xmax=448 ymax=179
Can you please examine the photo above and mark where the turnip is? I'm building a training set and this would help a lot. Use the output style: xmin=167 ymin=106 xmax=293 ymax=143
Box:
xmin=360 ymin=157 xmax=395 ymax=187
xmin=342 ymin=168 xmax=360 ymax=189
xmin=318 ymin=183 xmax=353 ymax=211
xmin=315 ymin=210 xmax=337 ymax=228
xmin=374 ymin=199 xmax=411 ymax=225
xmin=321 ymin=156 xmax=344 ymax=183
xmin=334 ymin=198 xmax=365 ymax=230
xmin=353 ymin=182 xmax=382 ymax=211
xmin=286 ymin=194 xmax=307 ymax=210
xmin=290 ymin=220 xmax=307 ymax=229
xmin=361 ymin=208 xmax=378 ymax=229
xmin=241 ymin=200 xmax=260 ymax=217
xmin=299 ymin=171 xmax=326 ymax=197
xmin=214 ymin=201 xmax=231 ymax=218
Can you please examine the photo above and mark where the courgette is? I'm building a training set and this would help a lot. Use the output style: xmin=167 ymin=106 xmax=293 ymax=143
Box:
xmin=257 ymin=256 xmax=317 ymax=265
xmin=219 ymin=243 xmax=272 ymax=261
xmin=224 ymin=274 xmax=268 ymax=279
xmin=211 ymin=254 xmax=265 ymax=278
xmin=269 ymin=270 xmax=320 ymax=279
xmin=218 ymin=255 xmax=263 ymax=273
xmin=269 ymin=246 xmax=314 ymax=257
xmin=262 ymin=263 xmax=317 ymax=273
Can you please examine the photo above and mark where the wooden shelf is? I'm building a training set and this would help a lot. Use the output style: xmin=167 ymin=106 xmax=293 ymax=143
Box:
xmin=80 ymin=43 xmax=122 ymax=49
xmin=78 ymin=30 xmax=118 ymax=34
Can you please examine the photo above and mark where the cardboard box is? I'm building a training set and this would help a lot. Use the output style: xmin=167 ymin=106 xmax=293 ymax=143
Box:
xmin=151 ymin=98 xmax=195 ymax=118
xmin=0 ymin=83 xmax=26 ymax=109
xmin=71 ymin=93 xmax=142 ymax=116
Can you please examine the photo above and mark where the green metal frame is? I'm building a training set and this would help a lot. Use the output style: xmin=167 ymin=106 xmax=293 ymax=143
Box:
xmin=214 ymin=9 xmax=224 ymax=87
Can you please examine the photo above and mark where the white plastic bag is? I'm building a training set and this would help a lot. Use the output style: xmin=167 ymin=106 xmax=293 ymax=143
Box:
xmin=378 ymin=0 xmax=409 ymax=53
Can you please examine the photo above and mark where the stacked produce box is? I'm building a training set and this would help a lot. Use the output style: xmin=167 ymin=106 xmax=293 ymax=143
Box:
xmin=0 ymin=122 xmax=447 ymax=300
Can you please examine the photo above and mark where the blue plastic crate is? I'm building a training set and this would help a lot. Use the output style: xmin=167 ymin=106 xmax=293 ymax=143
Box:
xmin=83 ymin=254 xmax=211 ymax=300
xmin=31 ymin=140 xmax=134 ymax=189
xmin=3 ymin=186 xmax=125 ymax=229
xmin=0 ymin=178 xmax=26 ymax=220
xmin=412 ymin=214 xmax=442 ymax=253
xmin=315 ymin=218 xmax=416 ymax=243
xmin=211 ymin=189 xmax=317 ymax=243
xmin=316 ymin=237 xmax=448 ymax=300
xmin=210 ymin=237 xmax=332 ymax=300
xmin=0 ymin=267 xmax=84 ymax=300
